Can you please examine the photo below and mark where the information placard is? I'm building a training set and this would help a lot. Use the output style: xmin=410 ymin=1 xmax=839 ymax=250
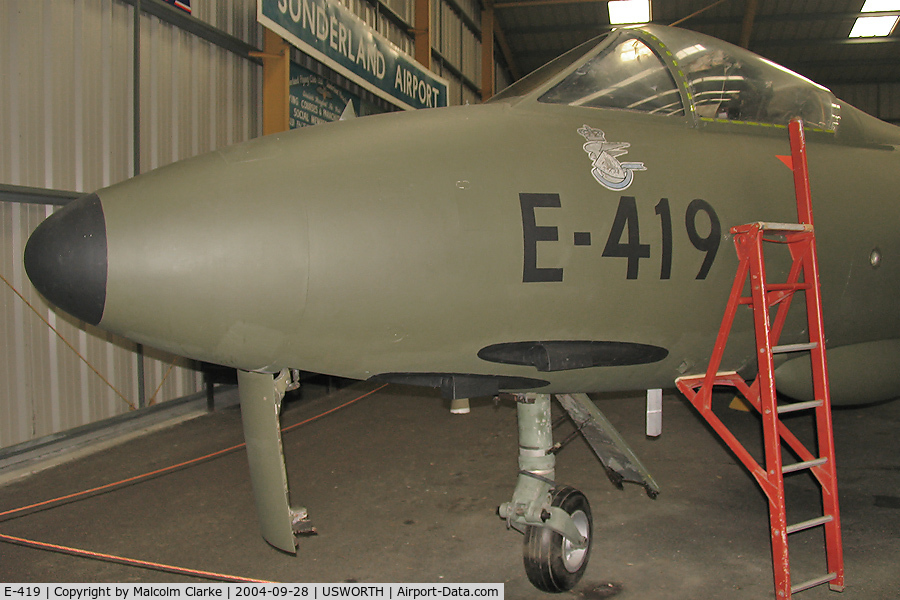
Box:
xmin=259 ymin=0 xmax=449 ymax=111
xmin=290 ymin=63 xmax=376 ymax=128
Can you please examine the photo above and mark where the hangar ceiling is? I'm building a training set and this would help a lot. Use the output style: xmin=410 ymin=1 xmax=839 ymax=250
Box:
xmin=490 ymin=0 xmax=900 ymax=91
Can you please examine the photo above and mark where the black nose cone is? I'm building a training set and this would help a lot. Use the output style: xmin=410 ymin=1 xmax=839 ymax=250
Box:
xmin=24 ymin=193 xmax=107 ymax=326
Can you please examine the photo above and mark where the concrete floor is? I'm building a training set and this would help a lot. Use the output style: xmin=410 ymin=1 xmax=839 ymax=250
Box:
xmin=0 ymin=381 xmax=897 ymax=599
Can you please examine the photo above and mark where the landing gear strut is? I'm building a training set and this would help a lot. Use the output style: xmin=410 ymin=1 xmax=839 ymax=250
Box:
xmin=500 ymin=392 xmax=659 ymax=592
xmin=498 ymin=393 xmax=591 ymax=592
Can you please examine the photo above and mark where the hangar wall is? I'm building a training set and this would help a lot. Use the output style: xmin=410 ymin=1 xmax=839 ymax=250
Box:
xmin=0 ymin=0 xmax=263 ymax=451
xmin=432 ymin=0 xmax=485 ymax=105
xmin=831 ymin=83 xmax=900 ymax=126
xmin=0 ymin=0 xmax=501 ymax=452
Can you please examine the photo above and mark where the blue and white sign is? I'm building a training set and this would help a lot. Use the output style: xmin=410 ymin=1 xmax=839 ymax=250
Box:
xmin=259 ymin=0 xmax=449 ymax=110
xmin=290 ymin=63 xmax=383 ymax=128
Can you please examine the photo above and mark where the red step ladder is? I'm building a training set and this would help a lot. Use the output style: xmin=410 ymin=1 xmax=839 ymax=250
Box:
xmin=676 ymin=120 xmax=844 ymax=598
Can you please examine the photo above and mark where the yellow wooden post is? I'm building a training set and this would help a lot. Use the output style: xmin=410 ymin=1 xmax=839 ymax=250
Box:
xmin=252 ymin=29 xmax=291 ymax=135
xmin=414 ymin=0 xmax=432 ymax=70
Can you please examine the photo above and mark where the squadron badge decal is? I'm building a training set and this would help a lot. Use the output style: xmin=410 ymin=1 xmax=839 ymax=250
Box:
xmin=578 ymin=124 xmax=646 ymax=190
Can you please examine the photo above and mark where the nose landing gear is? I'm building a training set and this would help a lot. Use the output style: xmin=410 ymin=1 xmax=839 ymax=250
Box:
xmin=500 ymin=392 xmax=658 ymax=593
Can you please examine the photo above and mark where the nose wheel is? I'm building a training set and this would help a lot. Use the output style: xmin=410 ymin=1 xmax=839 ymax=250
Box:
xmin=500 ymin=392 xmax=656 ymax=593
xmin=524 ymin=486 xmax=593 ymax=593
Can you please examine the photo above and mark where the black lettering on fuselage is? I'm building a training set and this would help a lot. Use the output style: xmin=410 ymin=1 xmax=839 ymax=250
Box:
xmin=519 ymin=193 xmax=721 ymax=282
xmin=601 ymin=196 xmax=650 ymax=280
xmin=520 ymin=193 xmax=564 ymax=283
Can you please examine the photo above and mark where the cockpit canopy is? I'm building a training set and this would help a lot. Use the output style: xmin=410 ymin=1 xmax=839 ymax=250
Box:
xmin=493 ymin=25 xmax=841 ymax=133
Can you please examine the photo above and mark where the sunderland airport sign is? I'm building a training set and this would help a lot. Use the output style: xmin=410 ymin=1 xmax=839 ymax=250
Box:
xmin=259 ymin=0 xmax=449 ymax=110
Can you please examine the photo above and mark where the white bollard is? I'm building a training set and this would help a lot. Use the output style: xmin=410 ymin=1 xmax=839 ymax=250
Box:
xmin=646 ymin=388 xmax=663 ymax=437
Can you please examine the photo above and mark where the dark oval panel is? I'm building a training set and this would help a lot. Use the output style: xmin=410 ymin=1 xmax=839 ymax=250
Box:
xmin=477 ymin=341 xmax=668 ymax=372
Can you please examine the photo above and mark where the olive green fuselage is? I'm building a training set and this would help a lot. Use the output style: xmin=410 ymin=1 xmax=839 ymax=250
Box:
xmin=92 ymin=101 xmax=900 ymax=402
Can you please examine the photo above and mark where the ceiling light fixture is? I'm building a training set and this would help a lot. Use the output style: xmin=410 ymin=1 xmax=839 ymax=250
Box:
xmin=608 ymin=0 xmax=651 ymax=26
xmin=849 ymin=0 xmax=900 ymax=38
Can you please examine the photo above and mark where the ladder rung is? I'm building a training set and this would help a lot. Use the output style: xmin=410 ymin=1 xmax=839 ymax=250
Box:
xmin=777 ymin=399 xmax=823 ymax=414
xmin=772 ymin=342 xmax=818 ymax=354
xmin=674 ymin=371 xmax=739 ymax=387
xmin=782 ymin=457 xmax=827 ymax=474
xmin=791 ymin=573 xmax=837 ymax=595
xmin=787 ymin=515 xmax=833 ymax=535
xmin=767 ymin=283 xmax=811 ymax=291
xmin=755 ymin=221 xmax=814 ymax=232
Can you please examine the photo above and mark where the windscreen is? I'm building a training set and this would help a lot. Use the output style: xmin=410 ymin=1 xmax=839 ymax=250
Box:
xmin=538 ymin=35 xmax=685 ymax=116
xmin=488 ymin=36 xmax=608 ymax=103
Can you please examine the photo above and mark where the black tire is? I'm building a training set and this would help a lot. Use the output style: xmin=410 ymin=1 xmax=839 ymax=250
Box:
xmin=523 ymin=486 xmax=593 ymax=593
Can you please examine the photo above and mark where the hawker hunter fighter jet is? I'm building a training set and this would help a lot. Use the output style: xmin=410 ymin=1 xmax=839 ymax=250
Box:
xmin=25 ymin=24 xmax=900 ymax=592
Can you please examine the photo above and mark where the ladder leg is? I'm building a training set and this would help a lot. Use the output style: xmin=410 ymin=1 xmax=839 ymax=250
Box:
xmin=770 ymin=498 xmax=791 ymax=599
xmin=802 ymin=247 xmax=845 ymax=592
xmin=747 ymin=232 xmax=795 ymax=599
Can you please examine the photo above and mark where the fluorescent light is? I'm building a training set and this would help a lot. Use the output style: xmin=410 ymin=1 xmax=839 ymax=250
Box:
xmin=849 ymin=1 xmax=899 ymax=37
xmin=609 ymin=0 xmax=651 ymax=25
xmin=849 ymin=15 xmax=898 ymax=37
xmin=861 ymin=0 xmax=900 ymax=12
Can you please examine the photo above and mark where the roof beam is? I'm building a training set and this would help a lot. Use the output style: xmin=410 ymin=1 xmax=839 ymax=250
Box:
xmin=494 ymin=0 xmax=603 ymax=9
xmin=788 ymin=58 xmax=900 ymax=70
xmin=677 ymin=10 xmax=900 ymax=29
xmin=755 ymin=36 xmax=900 ymax=49
xmin=670 ymin=0 xmax=729 ymax=27
xmin=501 ymin=22 xmax=611 ymax=37
xmin=493 ymin=17 xmax=522 ymax=80
xmin=739 ymin=0 xmax=758 ymax=49
xmin=482 ymin=0 xmax=496 ymax=100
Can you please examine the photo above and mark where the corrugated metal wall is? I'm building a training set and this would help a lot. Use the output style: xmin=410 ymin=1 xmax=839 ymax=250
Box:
xmin=1 ymin=0 xmax=492 ymax=451
xmin=192 ymin=0 xmax=262 ymax=45
xmin=0 ymin=0 xmax=262 ymax=450
xmin=432 ymin=0 xmax=483 ymax=105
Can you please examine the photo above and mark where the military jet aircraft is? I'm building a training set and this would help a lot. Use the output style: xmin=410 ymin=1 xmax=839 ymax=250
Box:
xmin=24 ymin=24 xmax=900 ymax=592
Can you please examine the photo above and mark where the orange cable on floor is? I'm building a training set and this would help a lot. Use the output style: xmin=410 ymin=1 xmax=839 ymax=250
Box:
xmin=0 ymin=382 xmax=389 ymax=579
xmin=281 ymin=383 xmax=387 ymax=434
xmin=0 ymin=383 xmax=388 ymax=521
xmin=0 ymin=533 xmax=273 ymax=583
xmin=0 ymin=440 xmax=246 ymax=520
